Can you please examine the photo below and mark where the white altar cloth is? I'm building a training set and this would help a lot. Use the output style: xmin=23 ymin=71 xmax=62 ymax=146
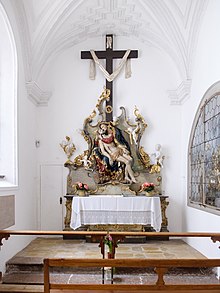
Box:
xmin=70 ymin=196 xmax=162 ymax=232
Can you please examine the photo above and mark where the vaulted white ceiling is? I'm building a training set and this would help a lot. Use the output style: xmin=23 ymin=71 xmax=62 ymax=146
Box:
xmin=8 ymin=0 xmax=208 ymax=104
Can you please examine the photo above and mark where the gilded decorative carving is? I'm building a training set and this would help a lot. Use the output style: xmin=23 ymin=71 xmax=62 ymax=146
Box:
xmin=60 ymin=136 xmax=76 ymax=165
xmin=89 ymin=224 xmax=143 ymax=232
xmin=81 ymin=129 xmax=91 ymax=144
xmin=63 ymin=87 xmax=165 ymax=193
xmin=105 ymin=105 xmax=113 ymax=114
xmin=88 ymin=183 xmax=136 ymax=196
xmin=121 ymin=185 xmax=136 ymax=195
xmin=134 ymin=106 xmax=147 ymax=130
xmin=160 ymin=197 xmax=169 ymax=227
xmin=150 ymin=164 xmax=161 ymax=174
xmin=139 ymin=146 xmax=151 ymax=168
xmin=72 ymin=88 xmax=164 ymax=187
xmin=73 ymin=150 xmax=90 ymax=167
xmin=64 ymin=198 xmax=72 ymax=229
xmin=96 ymin=87 xmax=110 ymax=118
xmin=124 ymin=106 xmax=147 ymax=146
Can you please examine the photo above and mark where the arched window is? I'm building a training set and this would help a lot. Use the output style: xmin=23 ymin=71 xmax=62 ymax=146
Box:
xmin=188 ymin=81 xmax=220 ymax=214
xmin=0 ymin=3 xmax=18 ymax=188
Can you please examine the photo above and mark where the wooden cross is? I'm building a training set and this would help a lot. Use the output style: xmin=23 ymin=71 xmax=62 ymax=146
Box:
xmin=81 ymin=34 xmax=138 ymax=121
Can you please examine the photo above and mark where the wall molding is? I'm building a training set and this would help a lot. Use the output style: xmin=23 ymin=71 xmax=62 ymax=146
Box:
xmin=168 ymin=79 xmax=192 ymax=105
xmin=26 ymin=81 xmax=52 ymax=106
xmin=10 ymin=0 xmax=32 ymax=82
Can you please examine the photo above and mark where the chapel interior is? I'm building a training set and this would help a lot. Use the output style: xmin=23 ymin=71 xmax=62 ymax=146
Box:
xmin=1 ymin=0 xmax=220 ymax=292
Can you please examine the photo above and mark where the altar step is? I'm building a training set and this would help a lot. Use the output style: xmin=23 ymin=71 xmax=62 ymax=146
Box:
xmin=2 ymin=269 xmax=219 ymax=289
xmin=2 ymin=238 xmax=219 ymax=287
xmin=2 ymin=262 xmax=218 ymax=286
xmin=2 ymin=262 xmax=102 ymax=285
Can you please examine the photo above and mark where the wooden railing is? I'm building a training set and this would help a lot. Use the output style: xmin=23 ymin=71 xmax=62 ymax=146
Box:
xmin=44 ymin=258 xmax=220 ymax=292
xmin=1 ymin=230 xmax=220 ymax=243
xmin=1 ymin=230 xmax=220 ymax=292
xmin=1 ymin=230 xmax=220 ymax=258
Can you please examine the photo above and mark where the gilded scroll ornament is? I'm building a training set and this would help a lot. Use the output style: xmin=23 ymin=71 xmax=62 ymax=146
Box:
xmin=106 ymin=105 xmax=113 ymax=114
xmin=73 ymin=150 xmax=91 ymax=168
xmin=160 ymin=197 xmax=169 ymax=227
xmin=60 ymin=136 xmax=76 ymax=164
xmin=125 ymin=106 xmax=147 ymax=145
xmin=139 ymin=146 xmax=151 ymax=168
xmin=96 ymin=87 xmax=111 ymax=119
xmin=134 ymin=106 xmax=147 ymax=130
xmin=150 ymin=164 xmax=161 ymax=174
xmin=64 ymin=198 xmax=72 ymax=229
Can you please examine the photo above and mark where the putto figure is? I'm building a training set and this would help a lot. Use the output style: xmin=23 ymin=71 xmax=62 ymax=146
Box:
xmin=93 ymin=122 xmax=136 ymax=184
xmin=150 ymin=144 xmax=164 ymax=168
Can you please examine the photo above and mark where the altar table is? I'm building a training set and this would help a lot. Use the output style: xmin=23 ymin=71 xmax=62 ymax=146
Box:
xmin=70 ymin=196 xmax=162 ymax=232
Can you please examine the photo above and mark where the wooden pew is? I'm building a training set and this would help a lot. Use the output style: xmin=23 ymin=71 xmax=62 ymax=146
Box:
xmin=44 ymin=258 xmax=220 ymax=292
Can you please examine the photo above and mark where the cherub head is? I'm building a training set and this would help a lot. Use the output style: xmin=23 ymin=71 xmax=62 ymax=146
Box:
xmin=155 ymin=144 xmax=161 ymax=151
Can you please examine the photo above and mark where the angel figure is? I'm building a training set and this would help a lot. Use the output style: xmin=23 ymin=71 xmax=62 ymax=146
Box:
xmin=150 ymin=144 xmax=164 ymax=168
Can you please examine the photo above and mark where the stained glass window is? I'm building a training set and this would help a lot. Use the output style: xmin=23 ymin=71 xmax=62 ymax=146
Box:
xmin=189 ymin=88 xmax=220 ymax=213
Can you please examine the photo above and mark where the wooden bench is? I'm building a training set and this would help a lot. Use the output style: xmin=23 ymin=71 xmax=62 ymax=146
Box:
xmin=44 ymin=258 xmax=220 ymax=292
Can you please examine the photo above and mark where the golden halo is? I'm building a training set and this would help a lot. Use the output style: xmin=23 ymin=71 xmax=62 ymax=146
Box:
xmin=106 ymin=105 xmax=113 ymax=113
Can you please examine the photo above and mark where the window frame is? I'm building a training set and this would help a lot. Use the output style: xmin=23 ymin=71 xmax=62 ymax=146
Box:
xmin=188 ymin=81 xmax=220 ymax=215
xmin=0 ymin=2 xmax=18 ymax=190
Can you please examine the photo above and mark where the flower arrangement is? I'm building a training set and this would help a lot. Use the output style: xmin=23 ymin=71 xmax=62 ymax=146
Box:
xmin=104 ymin=233 xmax=120 ymax=255
xmin=76 ymin=182 xmax=89 ymax=191
xmin=140 ymin=182 xmax=155 ymax=193
xmin=104 ymin=233 xmax=113 ymax=253
xmin=73 ymin=182 xmax=89 ymax=196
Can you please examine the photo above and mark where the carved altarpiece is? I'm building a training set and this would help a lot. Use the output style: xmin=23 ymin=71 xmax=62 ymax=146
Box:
xmin=62 ymin=89 xmax=169 ymax=236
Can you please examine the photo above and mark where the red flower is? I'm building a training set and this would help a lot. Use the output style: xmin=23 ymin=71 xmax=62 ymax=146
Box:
xmin=140 ymin=182 xmax=155 ymax=192
xmin=76 ymin=182 xmax=89 ymax=191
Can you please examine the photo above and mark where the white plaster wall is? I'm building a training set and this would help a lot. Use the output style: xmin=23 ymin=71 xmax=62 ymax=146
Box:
xmin=181 ymin=0 xmax=220 ymax=259
xmin=0 ymin=0 xmax=38 ymax=273
xmin=38 ymin=36 xmax=183 ymax=232
xmin=1 ymin=0 xmax=220 ymax=278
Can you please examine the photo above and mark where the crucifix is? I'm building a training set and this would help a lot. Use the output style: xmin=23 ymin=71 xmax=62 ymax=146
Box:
xmin=81 ymin=34 xmax=138 ymax=121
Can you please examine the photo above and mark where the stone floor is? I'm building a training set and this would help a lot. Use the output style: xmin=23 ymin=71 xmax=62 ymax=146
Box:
xmin=2 ymin=237 xmax=220 ymax=286
xmin=6 ymin=237 xmax=208 ymax=259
